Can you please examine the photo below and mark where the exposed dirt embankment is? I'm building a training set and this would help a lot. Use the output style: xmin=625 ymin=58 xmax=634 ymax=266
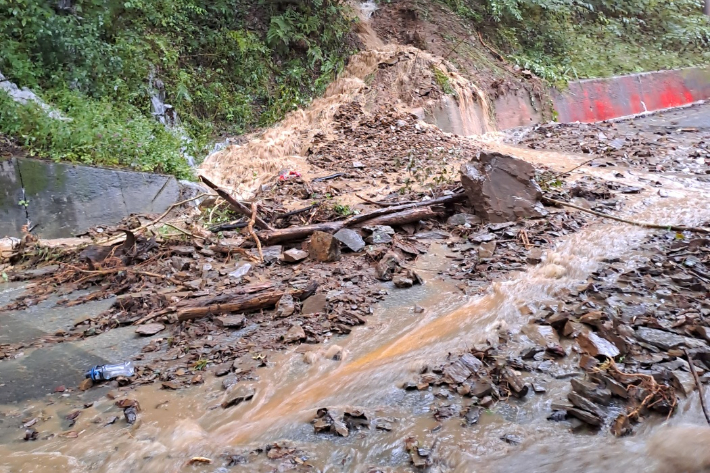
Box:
xmin=199 ymin=0 xmax=552 ymax=199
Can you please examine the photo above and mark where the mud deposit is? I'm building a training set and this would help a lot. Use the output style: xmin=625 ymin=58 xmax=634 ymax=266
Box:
xmin=2 ymin=5 xmax=710 ymax=471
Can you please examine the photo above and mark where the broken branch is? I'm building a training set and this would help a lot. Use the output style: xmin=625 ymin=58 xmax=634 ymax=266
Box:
xmin=542 ymin=196 xmax=710 ymax=234
xmin=355 ymin=194 xmax=415 ymax=207
xmin=684 ymin=349 xmax=710 ymax=426
xmin=176 ymin=281 xmax=318 ymax=321
xmin=199 ymin=175 xmax=273 ymax=231
xmin=247 ymin=201 xmax=264 ymax=263
xmin=257 ymin=192 xmax=465 ymax=244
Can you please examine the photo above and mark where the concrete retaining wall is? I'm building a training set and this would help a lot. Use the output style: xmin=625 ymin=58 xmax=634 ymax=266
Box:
xmin=490 ymin=66 xmax=710 ymax=129
xmin=0 ymin=158 xmax=180 ymax=239
xmin=551 ymin=66 xmax=710 ymax=124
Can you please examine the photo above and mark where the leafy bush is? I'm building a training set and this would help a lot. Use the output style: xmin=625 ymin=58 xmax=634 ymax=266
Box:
xmin=0 ymin=90 xmax=193 ymax=179
xmin=0 ymin=0 xmax=355 ymax=174
xmin=440 ymin=0 xmax=710 ymax=83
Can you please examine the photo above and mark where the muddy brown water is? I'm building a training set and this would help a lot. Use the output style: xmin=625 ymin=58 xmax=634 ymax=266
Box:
xmin=2 ymin=142 xmax=710 ymax=472
xmin=3 ymin=65 xmax=710 ymax=471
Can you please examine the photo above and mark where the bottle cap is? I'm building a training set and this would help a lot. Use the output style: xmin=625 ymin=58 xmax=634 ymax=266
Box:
xmin=85 ymin=366 xmax=100 ymax=381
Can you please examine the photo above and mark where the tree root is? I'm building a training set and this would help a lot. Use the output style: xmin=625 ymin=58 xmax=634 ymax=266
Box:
xmin=684 ymin=349 xmax=710 ymax=426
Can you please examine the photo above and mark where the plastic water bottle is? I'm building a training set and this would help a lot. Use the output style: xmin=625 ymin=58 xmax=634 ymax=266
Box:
xmin=85 ymin=361 xmax=134 ymax=381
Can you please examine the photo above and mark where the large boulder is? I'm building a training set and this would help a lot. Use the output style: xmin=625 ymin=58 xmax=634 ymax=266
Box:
xmin=460 ymin=151 xmax=544 ymax=223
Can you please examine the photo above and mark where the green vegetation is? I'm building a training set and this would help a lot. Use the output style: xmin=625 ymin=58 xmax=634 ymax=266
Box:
xmin=432 ymin=66 xmax=456 ymax=95
xmin=0 ymin=91 xmax=193 ymax=178
xmin=440 ymin=0 xmax=710 ymax=83
xmin=0 ymin=0 xmax=355 ymax=175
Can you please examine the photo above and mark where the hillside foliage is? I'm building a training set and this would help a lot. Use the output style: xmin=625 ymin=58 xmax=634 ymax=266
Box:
xmin=0 ymin=0 xmax=354 ymax=175
xmin=441 ymin=0 xmax=710 ymax=82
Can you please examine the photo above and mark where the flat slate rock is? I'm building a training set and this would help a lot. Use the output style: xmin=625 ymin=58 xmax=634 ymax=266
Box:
xmin=215 ymin=315 xmax=246 ymax=329
xmin=333 ymin=229 xmax=366 ymax=252
xmin=135 ymin=323 xmax=165 ymax=336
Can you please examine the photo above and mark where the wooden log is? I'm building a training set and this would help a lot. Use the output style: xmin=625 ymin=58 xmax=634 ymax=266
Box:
xmin=352 ymin=207 xmax=441 ymax=228
xmin=175 ymin=282 xmax=273 ymax=309
xmin=200 ymin=175 xmax=273 ymax=231
xmin=258 ymin=193 xmax=465 ymax=244
xmin=176 ymin=281 xmax=317 ymax=321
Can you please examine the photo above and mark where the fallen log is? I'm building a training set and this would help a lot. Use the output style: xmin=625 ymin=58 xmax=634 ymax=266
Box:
xmin=133 ymin=282 xmax=274 ymax=325
xmin=175 ymin=282 xmax=273 ymax=309
xmin=258 ymin=193 xmax=466 ymax=244
xmin=200 ymin=176 xmax=273 ymax=231
xmin=352 ymin=207 xmax=441 ymax=228
xmin=176 ymin=280 xmax=318 ymax=321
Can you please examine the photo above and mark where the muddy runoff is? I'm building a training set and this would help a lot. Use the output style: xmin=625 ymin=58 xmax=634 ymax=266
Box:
xmin=2 ymin=154 xmax=709 ymax=472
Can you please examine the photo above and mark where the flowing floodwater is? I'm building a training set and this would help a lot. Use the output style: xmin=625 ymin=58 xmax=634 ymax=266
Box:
xmin=2 ymin=137 xmax=709 ymax=471
xmin=3 ymin=7 xmax=710 ymax=470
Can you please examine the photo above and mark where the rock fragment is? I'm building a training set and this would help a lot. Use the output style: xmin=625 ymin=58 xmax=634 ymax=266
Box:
xmin=135 ymin=323 xmax=165 ymax=336
xmin=308 ymin=231 xmax=341 ymax=262
xmin=577 ymin=332 xmax=620 ymax=358
xmin=333 ymin=229 xmax=366 ymax=252
xmin=282 ymin=248 xmax=308 ymax=263
xmin=460 ymin=150 xmax=544 ymax=223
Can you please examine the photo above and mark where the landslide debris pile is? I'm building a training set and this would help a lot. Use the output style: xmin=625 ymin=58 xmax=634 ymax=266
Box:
xmin=307 ymin=101 xmax=478 ymax=174
xmin=199 ymin=46 xmax=489 ymax=198
xmin=518 ymin=113 xmax=710 ymax=178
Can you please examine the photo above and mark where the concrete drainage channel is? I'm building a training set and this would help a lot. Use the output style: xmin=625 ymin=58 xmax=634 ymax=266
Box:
xmin=0 ymin=157 xmax=182 ymax=239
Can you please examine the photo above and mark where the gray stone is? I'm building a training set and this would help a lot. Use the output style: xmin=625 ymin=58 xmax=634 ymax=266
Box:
xmin=228 ymin=263 xmax=251 ymax=279
xmin=222 ymin=374 xmax=238 ymax=390
xmin=221 ymin=384 xmax=255 ymax=408
xmin=276 ymin=294 xmax=295 ymax=318
xmin=282 ymin=248 xmax=308 ymax=263
xmin=393 ymin=275 xmax=414 ymax=288
xmin=635 ymin=327 xmax=689 ymax=351
xmin=308 ymin=231 xmax=341 ymax=262
xmin=283 ymin=324 xmax=306 ymax=343
xmin=577 ymin=332 xmax=620 ymax=358
xmin=333 ymin=229 xmax=366 ymax=252
xmin=459 ymin=353 xmax=483 ymax=373
xmin=215 ymin=315 xmax=245 ymax=329
xmin=566 ymin=407 xmax=602 ymax=426
xmin=413 ymin=230 xmax=450 ymax=240
xmin=570 ymin=378 xmax=611 ymax=405
xmin=527 ymin=248 xmax=543 ymax=265
xmin=302 ymin=294 xmax=327 ymax=315
xmin=567 ymin=391 xmax=605 ymax=418
xmin=460 ymin=151 xmax=544 ymax=223
xmin=442 ymin=360 xmax=472 ymax=384
xmin=0 ymin=158 xmax=180 ymax=239
xmin=471 ymin=232 xmax=496 ymax=243
xmin=522 ymin=324 xmax=560 ymax=347
xmin=135 ymin=323 xmax=165 ymax=336
xmin=447 ymin=213 xmax=482 ymax=226
xmin=478 ymin=241 xmax=497 ymax=259
xmin=365 ymin=225 xmax=395 ymax=245
xmin=259 ymin=245 xmax=283 ymax=263
xmin=671 ymin=370 xmax=696 ymax=396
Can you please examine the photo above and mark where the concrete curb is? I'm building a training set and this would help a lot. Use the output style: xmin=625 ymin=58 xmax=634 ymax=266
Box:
xmin=492 ymin=66 xmax=710 ymax=130
xmin=551 ymin=66 xmax=710 ymax=123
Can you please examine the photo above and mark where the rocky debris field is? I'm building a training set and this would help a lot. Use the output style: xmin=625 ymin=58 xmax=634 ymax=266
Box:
xmin=392 ymin=227 xmax=710 ymax=442
xmin=517 ymin=105 xmax=710 ymax=179
xmin=2 ymin=103 xmax=710 ymax=471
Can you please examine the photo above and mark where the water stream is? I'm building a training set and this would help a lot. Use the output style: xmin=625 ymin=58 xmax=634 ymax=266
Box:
xmin=2 ymin=146 xmax=708 ymax=471
xmin=2 ymin=8 xmax=710 ymax=472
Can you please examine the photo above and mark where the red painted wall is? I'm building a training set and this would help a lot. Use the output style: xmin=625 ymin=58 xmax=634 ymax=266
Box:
xmin=551 ymin=67 xmax=710 ymax=123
